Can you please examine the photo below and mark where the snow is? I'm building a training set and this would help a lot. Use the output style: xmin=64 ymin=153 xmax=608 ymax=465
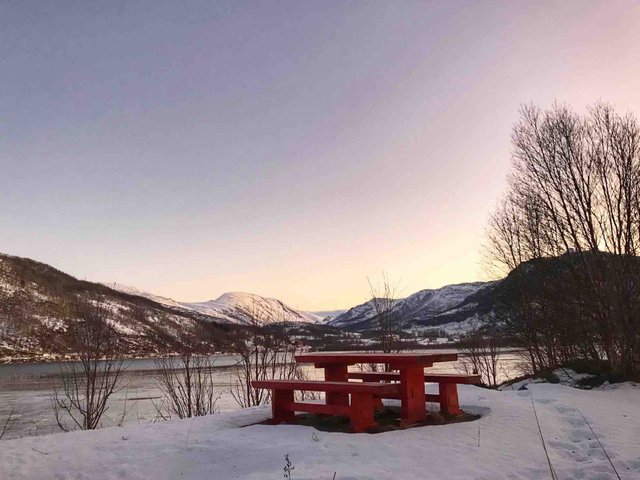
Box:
xmin=2 ymin=382 xmax=638 ymax=479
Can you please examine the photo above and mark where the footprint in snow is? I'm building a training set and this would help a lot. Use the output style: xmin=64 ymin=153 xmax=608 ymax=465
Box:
xmin=554 ymin=404 xmax=574 ymax=414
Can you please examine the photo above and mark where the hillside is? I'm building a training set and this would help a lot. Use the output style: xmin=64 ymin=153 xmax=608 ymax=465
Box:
xmin=0 ymin=253 xmax=339 ymax=360
xmin=105 ymin=285 xmax=326 ymax=325
xmin=0 ymin=253 xmax=235 ymax=359
xmin=327 ymin=281 xmax=497 ymax=332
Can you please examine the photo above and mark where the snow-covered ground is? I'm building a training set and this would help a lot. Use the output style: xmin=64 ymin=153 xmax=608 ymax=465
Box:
xmin=2 ymin=382 xmax=638 ymax=480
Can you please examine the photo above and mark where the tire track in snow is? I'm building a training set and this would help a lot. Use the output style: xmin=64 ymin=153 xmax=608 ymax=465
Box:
xmin=529 ymin=391 xmax=559 ymax=480
xmin=530 ymin=391 xmax=623 ymax=480
xmin=571 ymin=405 xmax=621 ymax=480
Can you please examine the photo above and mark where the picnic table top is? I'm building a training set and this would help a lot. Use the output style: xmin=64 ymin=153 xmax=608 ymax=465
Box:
xmin=294 ymin=351 xmax=458 ymax=366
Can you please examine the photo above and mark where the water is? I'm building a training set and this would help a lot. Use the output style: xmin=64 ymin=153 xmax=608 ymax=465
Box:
xmin=0 ymin=349 xmax=525 ymax=440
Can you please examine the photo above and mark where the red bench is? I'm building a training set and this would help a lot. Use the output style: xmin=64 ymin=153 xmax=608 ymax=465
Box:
xmin=347 ymin=372 xmax=480 ymax=415
xmin=252 ymin=379 xmax=400 ymax=432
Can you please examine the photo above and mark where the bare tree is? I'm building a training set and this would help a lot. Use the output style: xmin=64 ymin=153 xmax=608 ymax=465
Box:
xmin=368 ymin=273 xmax=402 ymax=355
xmin=154 ymin=352 xmax=221 ymax=419
xmin=485 ymin=102 xmax=640 ymax=374
xmin=52 ymin=301 xmax=126 ymax=431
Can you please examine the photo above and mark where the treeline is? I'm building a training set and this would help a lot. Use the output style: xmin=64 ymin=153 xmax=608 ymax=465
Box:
xmin=486 ymin=102 xmax=640 ymax=375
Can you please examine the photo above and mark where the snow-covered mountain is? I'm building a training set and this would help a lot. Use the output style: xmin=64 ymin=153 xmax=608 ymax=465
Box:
xmin=181 ymin=292 xmax=324 ymax=325
xmin=324 ymin=299 xmax=398 ymax=329
xmin=103 ymin=285 xmax=327 ymax=325
xmin=327 ymin=281 xmax=497 ymax=331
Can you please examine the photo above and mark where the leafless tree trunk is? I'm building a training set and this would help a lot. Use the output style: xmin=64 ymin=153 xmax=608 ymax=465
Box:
xmin=52 ymin=301 xmax=126 ymax=431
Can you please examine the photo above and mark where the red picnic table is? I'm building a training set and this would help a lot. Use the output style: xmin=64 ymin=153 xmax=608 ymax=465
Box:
xmin=294 ymin=351 xmax=458 ymax=426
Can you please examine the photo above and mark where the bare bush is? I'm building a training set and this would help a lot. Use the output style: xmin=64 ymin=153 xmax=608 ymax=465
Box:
xmin=52 ymin=301 xmax=126 ymax=431
xmin=154 ymin=352 xmax=221 ymax=419
xmin=229 ymin=303 xmax=301 ymax=408
xmin=457 ymin=323 xmax=501 ymax=387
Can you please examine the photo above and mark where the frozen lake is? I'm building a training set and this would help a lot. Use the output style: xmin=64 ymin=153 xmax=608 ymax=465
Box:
xmin=0 ymin=349 xmax=526 ymax=440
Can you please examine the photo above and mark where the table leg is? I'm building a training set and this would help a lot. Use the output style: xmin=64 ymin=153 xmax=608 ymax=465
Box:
xmin=350 ymin=393 xmax=376 ymax=433
xmin=324 ymin=364 xmax=349 ymax=406
xmin=439 ymin=383 xmax=463 ymax=415
xmin=399 ymin=364 xmax=427 ymax=427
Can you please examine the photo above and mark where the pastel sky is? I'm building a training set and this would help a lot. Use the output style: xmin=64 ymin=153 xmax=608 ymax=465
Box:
xmin=2 ymin=1 xmax=640 ymax=310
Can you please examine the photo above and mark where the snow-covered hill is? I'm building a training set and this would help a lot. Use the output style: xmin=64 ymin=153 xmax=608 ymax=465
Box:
xmin=327 ymin=281 xmax=497 ymax=331
xmin=102 ymin=283 xmax=191 ymax=311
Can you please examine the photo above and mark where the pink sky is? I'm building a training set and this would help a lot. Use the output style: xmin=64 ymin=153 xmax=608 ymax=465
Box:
xmin=2 ymin=1 xmax=640 ymax=310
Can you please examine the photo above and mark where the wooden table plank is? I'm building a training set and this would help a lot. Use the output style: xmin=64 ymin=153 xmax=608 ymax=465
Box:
xmin=295 ymin=352 xmax=458 ymax=366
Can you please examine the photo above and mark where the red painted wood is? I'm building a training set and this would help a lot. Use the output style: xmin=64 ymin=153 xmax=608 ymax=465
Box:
xmin=324 ymin=364 xmax=349 ymax=406
xmin=283 ymin=401 xmax=351 ymax=417
xmin=252 ymin=380 xmax=400 ymax=395
xmin=439 ymin=382 xmax=463 ymax=415
xmin=382 ymin=393 xmax=441 ymax=403
xmin=399 ymin=364 xmax=427 ymax=426
xmin=424 ymin=374 xmax=480 ymax=384
xmin=272 ymin=389 xmax=295 ymax=424
xmin=296 ymin=352 xmax=457 ymax=366
xmin=350 ymin=392 xmax=376 ymax=433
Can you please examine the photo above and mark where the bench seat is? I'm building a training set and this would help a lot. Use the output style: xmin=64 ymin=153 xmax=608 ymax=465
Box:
xmin=347 ymin=371 xmax=480 ymax=415
xmin=347 ymin=372 xmax=481 ymax=384
xmin=252 ymin=380 xmax=400 ymax=432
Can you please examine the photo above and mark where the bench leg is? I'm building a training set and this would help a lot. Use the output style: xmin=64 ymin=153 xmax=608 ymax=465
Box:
xmin=350 ymin=393 xmax=376 ymax=433
xmin=438 ymin=383 xmax=463 ymax=415
xmin=272 ymin=389 xmax=295 ymax=424
xmin=324 ymin=365 xmax=349 ymax=407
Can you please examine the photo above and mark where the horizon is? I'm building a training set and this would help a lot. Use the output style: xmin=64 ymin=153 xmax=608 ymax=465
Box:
xmin=3 ymin=1 xmax=640 ymax=310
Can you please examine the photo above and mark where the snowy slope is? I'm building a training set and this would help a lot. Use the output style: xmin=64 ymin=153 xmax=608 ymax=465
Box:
xmin=3 ymin=382 xmax=638 ymax=479
xmin=326 ymin=298 xmax=394 ymax=328
xmin=102 ymin=283 xmax=193 ymax=311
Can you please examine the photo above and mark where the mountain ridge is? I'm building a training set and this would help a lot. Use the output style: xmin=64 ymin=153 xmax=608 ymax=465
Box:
xmin=327 ymin=281 xmax=498 ymax=331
